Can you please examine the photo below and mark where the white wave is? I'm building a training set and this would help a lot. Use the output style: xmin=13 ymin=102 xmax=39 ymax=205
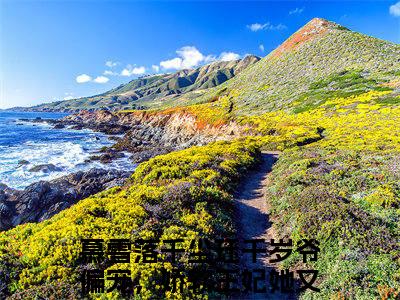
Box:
xmin=0 ymin=139 xmax=135 ymax=190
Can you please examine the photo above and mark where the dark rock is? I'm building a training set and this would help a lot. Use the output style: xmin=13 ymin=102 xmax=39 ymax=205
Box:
xmin=17 ymin=160 xmax=30 ymax=166
xmin=28 ymin=164 xmax=62 ymax=173
xmin=53 ymin=124 xmax=65 ymax=129
xmin=129 ymin=147 xmax=172 ymax=163
xmin=90 ymin=150 xmax=125 ymax=164
xmin=109 ymin=136 xmax=122 ymax=141
xmin=99 ymin=154 xmax=112 ymax=163
xmin=88 ymin=155 xmax=102 ymax=162
xmin=0 ymin=202 xmax=11 ymax=217
xmin=71 ymin=124 xmax=83 ymax=130
xmin=0 ymin=168 xmax=131 ymax=231
xmin=0 ymin=190 xmax=5 ymax=202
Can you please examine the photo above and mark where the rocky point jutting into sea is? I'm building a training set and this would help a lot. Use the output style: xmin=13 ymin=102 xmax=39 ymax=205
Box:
xmin=1 ymin=56 xmax=261 ymax=233
xmin=59 ymin=109 xmax=247 ymax=160
xmin=0 ymin=109 xmax=246 ymax=231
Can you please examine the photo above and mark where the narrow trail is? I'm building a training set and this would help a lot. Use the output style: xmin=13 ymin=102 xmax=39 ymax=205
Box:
xmin=232 ymin=152 xmax=297 ymax=300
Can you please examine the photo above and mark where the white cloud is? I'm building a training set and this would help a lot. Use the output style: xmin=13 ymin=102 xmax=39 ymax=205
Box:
xmin=152 ymin=65 xmax=160 ymax=72
xmin=121 ymin=65 xmax=146 ymax=76
xmin=160 ymin=46 xmax=206 ymax=70
xmin=158 ymin=46 xmax=244 ymax=70
xmin=247 ymin=22 xmax=287 ymax=32
xmin=289 ymin=7 xmax=304 ymax=15
xmin=204 ymin=54 xmax=217 ymax=63
xmin=160 ymin=58 xmax=182 ymax=70
xmin=105 ymin=60 xmax=119 ymax=67
xmin=247 ymin=23 xmax=268 ymax=32
xmin=390 ymin=1 xmax=400 ymax=16
xmin=219 ymin=52 xmax=241 ymax=62
xmin=63 ymin=92 xmax=74 ymax=100
xmin=259 ymin=44 xmax=265 ymax=52
xmin=93 ymin=76 xmax=110 ymax=83
xmin=274 ymin=24 xmax=287 ymax=30
xmin=76 ymin=74 xmax=109 ymax=84
xmin=103 ymin=70 xmax=119 ymax=76
xmin=121 ymin=69 xmax=130 ymax=76
xmin=177 ymin=46 xmax=205 ymax=68
xmin=76 ymin=74 xmax=92 ymax=83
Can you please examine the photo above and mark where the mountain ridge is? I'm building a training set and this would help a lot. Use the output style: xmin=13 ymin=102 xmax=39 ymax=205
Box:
xmin=21 ymin=55 xmax=260 ymax=112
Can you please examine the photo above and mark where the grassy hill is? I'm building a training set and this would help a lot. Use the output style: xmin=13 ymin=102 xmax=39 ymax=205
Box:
xmin=172 ymin=18 xmax=400 ymax=115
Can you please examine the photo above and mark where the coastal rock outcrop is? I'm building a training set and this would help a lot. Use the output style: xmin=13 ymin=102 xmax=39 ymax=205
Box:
xmin=57 ymin=110 xmax=247 ymax=162
xmin=3 ymin=108 xmax=246 ymax=231
xmin=28 ymin=163 xmax=62 ymax=173
xmin=0 ymin=168 xmax=130 ymax=231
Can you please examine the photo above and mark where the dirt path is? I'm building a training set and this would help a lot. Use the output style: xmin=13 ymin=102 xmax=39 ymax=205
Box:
xmin=233 ymin=152 xmax=296 ymax=299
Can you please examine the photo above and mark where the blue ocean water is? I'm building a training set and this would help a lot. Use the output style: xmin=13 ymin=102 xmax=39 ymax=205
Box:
xmin=0 ymin=111 xmax=133 ymax=189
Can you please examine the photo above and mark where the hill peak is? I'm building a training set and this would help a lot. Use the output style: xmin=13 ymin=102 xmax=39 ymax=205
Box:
xmin=272 ymin=18 xmax=348 ymax=57
xmin=306 ymin=17 xmax=346 ymax=30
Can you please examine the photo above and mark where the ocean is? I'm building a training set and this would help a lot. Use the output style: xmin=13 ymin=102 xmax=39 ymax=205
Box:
xmin=0 ymin=111 xmax=133 ymax=190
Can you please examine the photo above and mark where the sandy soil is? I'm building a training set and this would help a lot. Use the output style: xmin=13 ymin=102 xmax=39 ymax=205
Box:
xmin=232 ymin=152 xmax=298 ymax=300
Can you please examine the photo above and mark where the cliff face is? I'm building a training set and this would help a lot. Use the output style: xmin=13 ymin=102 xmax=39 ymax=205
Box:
xmin=61 ymin=110 xmax=247 ymax=161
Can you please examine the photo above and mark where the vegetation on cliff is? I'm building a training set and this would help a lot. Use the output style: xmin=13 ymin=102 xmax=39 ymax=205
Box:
xmin=0 ymin=140 xmax=260 ymax=299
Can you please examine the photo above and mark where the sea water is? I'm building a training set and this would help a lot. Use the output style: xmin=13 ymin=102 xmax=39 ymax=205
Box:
xmin=0 ymin=111 xmax=134 ymax=190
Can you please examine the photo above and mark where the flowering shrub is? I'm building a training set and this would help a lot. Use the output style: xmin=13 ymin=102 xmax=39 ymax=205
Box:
xmin=266 ymin=148 xmax=400 ymax=299
xmin=241 ymin=90 xmax=400 ymax=152
xmin=0 ymin=140 xmax=260 ymax=299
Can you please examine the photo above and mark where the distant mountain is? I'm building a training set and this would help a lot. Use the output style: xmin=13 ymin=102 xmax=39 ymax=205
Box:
xmin=25 ymin=55 xmax=260 ymax=112
xmin=180 ymin=18 xmax=400 ymax=115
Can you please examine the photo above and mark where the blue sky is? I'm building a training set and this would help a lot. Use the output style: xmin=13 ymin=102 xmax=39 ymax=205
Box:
xmin=1 ymin=0 xmax=399 ymax=109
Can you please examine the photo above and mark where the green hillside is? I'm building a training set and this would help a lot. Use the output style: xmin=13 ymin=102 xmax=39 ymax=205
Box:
xmin=174 ymin=18 xmax=400 ymax=115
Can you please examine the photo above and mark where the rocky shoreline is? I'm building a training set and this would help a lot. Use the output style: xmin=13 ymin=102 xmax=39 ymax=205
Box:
xmin=0 ymin=168 xmax=130 ymax=231
xmin=27 ymin=109 xmax=246 ymax=162
xmin=1 ymin=109 xmax=245 ymax=231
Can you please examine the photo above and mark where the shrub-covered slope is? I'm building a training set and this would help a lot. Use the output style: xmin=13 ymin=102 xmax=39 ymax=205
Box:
xmin=245 ymin=90 xmax=400 ymax=299
xmin=0 ymin=140 xmax=260 ymax=299
xmin=1 ymin=88 xmax=399 ymax=299
xmin=268 ymin=148 xmax=400 ymax=299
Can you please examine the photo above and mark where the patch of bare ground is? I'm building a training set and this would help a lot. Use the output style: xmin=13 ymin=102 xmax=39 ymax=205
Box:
xmin=232 ymin=152 xmax=298 ymax=300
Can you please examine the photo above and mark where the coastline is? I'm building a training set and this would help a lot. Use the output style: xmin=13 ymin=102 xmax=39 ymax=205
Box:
xmin=0 ymin=108 xmax=243 ymax=231
xmin=0 ymin=111 xmax=134 ymax=231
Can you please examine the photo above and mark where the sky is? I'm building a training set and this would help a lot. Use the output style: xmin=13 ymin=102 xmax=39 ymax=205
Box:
xmin=0 ymin=0 xmax=399 ymax=109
